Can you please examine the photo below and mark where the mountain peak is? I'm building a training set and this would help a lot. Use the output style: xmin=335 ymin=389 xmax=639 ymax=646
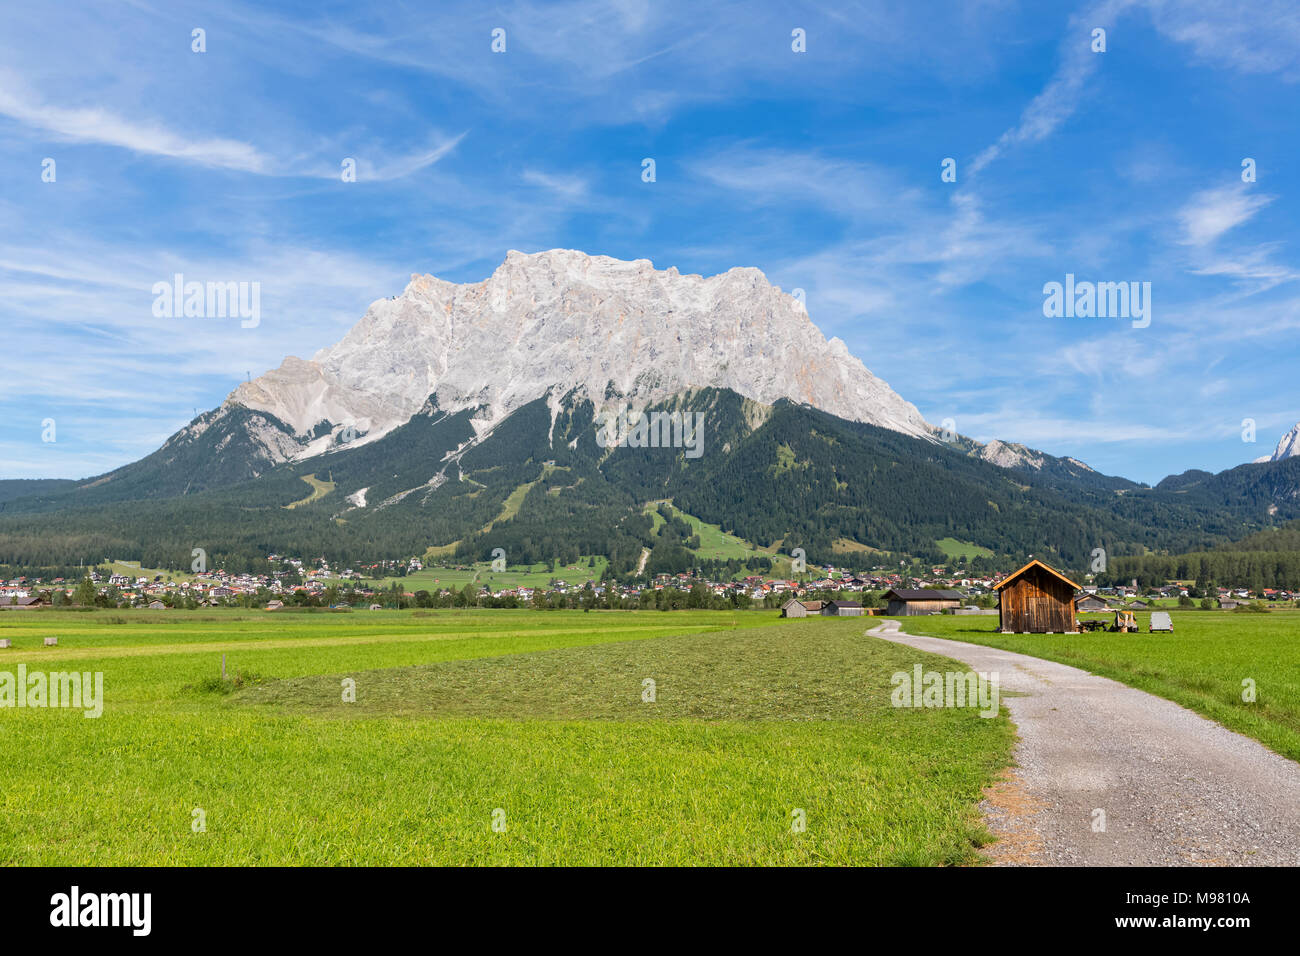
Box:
xmin=225 ymin=249 xmax=931 ymax=466
xmin=1259 ymin=423 xmax=1300 ymax=463
xmin=976 ymin=439 xmax=1045 ymax=470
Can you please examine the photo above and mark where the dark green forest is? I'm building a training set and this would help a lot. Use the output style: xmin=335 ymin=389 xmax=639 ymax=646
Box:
xmin=3 ymin=387 xmax=1299 ymax=584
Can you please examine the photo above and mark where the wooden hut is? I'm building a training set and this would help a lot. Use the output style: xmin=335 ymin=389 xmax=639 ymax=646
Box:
xmin=1074 ymin=593 xmax=1110 ymax=612
xmin=821 ymin=600 xmax=864 ymax=616
xmin=780 ymin=599 xmax=824 ymax=618
xmin=995 ymin=560 xmax=1080 ymax=633
xmin=883 ymin=589 xmax=962 ymax=616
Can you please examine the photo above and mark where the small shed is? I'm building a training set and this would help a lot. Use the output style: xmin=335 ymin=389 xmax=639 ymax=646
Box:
xmin=996 ymin=560 xmax=1080 ymax=633
xmin=1075 ymin=594 xmax=1111 ymax=613
xmin=821 ymin=600 xmax=864 ymax=616
xmin=780 ymin=599 xmax=809 ymax=618
xmin=780 ymin=599 xmax=823 ymax=617
xmin=883 ymin=589 xmax=962 ymax=616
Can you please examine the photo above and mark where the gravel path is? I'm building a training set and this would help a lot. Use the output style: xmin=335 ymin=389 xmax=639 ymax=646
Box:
xmin=867 ymin=620 xmax=1300 ymax=866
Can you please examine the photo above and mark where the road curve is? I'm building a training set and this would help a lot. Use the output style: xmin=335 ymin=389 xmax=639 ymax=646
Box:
xmin=867 ymin=620 xmax=1300 ymax=866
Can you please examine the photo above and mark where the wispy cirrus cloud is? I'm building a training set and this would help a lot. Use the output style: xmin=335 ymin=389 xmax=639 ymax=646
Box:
xmin=1146 ymin=0 xmax=1300 ymax=80
xmin=0 ymin=70 xmax=271 ymax=173
xmin=522 ymin=168 xmax=589 ymax=201
xmin=1175 ymin=185 xmax=1298 ymax=292
xmin=1178 ymin=184 xmax=1274 ymax=246
xmin=0 ymin=67 xmax=466 ymax=181
xmin=969 ymin=0 xmax=1139 ymax=176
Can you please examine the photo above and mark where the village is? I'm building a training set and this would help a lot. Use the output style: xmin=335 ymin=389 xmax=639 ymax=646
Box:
xmin=0 ymin=553 xmax=1292 ymax=613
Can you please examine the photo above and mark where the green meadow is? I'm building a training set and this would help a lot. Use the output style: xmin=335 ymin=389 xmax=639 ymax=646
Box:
xmin=896 ymin=610 xmax=1300 ymax=762
xmin=0 ymin=609 xmax=1013 ymax=866
xmin=364 ymin=558 xmax=608 ymax=591
xmin=645 ymin=501 xmax=768 ymax=564
xmin=934 ymin=538 xmax=994 ymax=561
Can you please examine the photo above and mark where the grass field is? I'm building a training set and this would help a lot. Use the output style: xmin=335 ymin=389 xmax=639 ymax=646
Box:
xmin=105 ymin=560 xmax=194 ymax=584
xmin=895 ymin=610 xmax=1300 ymax=762
xmin=365 ymin=558 xmax=608 ymax=591
xmin=284 ymin=473 xmax=336 ymax=509
xmin=0 ymin=608 xmax=1012 ymax=865
xmin=935 ymin=538 xmax=994 ymax=561
xmin=644 ymin=501 xmax=780 ymax=573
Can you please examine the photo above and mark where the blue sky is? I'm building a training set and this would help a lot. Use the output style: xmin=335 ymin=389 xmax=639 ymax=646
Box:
xmin=1 ymin=0 xmax=1298 ymax=485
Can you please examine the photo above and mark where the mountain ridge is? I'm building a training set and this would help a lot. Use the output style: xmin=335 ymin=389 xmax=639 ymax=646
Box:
xmin=1256 ymin=423 xmax=1300 ymax=463
xmin=223 ymin=248 xmax=933 ymax=467
xmin=5 ymin=250 xmax=1300 ymax=577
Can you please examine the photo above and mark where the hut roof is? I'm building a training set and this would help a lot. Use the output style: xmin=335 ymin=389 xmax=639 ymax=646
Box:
xmin=994 ymin=559 xmax=1081 ymax=592
xmin=883 ymin=589 xmax=962 ymax=601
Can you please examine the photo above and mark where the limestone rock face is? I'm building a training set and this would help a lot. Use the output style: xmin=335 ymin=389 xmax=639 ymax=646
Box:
xmin=223 ymin=248 xmax=932 ymax=461
xmin=976 ymin=438 xmax=1046 ymax=471
xmin=1258 ymin=423 xmax=1300 ymax=463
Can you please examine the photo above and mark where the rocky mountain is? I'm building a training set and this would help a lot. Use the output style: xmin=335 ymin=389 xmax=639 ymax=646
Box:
xmin=1256 ymin=423 xmax=1300 ymax=463
xmin=221 ymin=249 xmax=931 ymax=466
xmin=34 ymin=249 xmax=1110 ymax=505
xmin=8 ymin=385 xmax=1290 ymax=576
xmin=6 ymin=249 xmax=1300 ymax=577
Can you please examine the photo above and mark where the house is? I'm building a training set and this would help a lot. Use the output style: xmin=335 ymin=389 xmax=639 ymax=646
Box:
xmin=1074 ymin=593 xmax=1111 ymax=613
xmin=148 ymin=601 xmax=166 ymax=610
xmin=265 ymin=600 xmax=284 ymax=611
xmin=995 ymin=559 xmax=1080 ymax=633
xmin=883 ymin=589 xmax=962 ymax=616
xmin=0 ymin=595 xmax=44 ymax=609
xmin=1220 ymin=599 xmax=1240 ymax=611
xmin=821 ymin=600 xmax=864 ymax=616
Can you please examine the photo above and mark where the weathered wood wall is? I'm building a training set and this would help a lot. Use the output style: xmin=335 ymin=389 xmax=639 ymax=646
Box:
xmin=999 ymin=567 xmax=1076 ymax=632
xmin=887 ymin=599 xmax=959 ymax=616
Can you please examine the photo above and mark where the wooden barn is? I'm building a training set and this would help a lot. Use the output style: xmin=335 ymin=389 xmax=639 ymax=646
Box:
xmin=995 ymin=560 xmax=1080 ymax=633
xmin=780 ymin=599 xmax=824 ymax=618
xmin=1074 ymin=593 xmax=1111 ymax=613
xmin=882 ymin=589 xmax=963 ymax=616
xmin=821 ymin=600 xmax=864 ymax=617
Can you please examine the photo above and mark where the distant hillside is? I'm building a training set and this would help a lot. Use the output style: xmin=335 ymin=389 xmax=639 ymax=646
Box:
xmin=1101 ymin=516 xmax=1300 ymax=591
xmin=1155 ymin=469 xmax=1215 ymax=492
xmin=3 ymin=388 xmax=1299 ymax=578
xmin=0 ymin=478 xmax=78 ymax=505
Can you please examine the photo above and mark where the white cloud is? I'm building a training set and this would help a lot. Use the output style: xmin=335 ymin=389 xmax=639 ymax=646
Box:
xmin=0 ymin=71 xmax=270 ymax=173
xmin=690 ymin=147 xmax=924 ymax=221
xmin=970 ymin=0 xmax=1139 ymax=176
xmin=522 ymin=168 xmax=589 ymax=200
xmin=1178 ymin=184 xmax=1273 ymax=246
xmin=1146 ymin=0 xmax=1300 ymax=81
xmin=350 ymin=135 xmax=467 ymax=182
xmin=1175 ymin=186 xmax=1297 ymax=293
xmin=0 ymin=69 xmax=464 ymax=180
